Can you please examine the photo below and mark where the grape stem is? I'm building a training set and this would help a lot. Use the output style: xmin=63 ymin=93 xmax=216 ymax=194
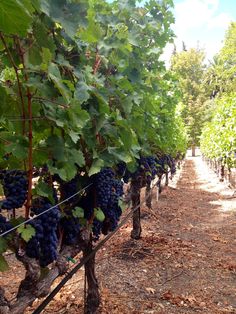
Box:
xmin=92 ymin=48 xmax=102 ymax=75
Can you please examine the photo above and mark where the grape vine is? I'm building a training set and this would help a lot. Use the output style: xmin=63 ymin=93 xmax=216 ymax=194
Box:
xmin=0 ymin=0 xmax=187 ymax=313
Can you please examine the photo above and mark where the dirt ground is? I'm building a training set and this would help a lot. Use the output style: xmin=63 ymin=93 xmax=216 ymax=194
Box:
xmin=1 ymin=153 xmax=236 ymax=314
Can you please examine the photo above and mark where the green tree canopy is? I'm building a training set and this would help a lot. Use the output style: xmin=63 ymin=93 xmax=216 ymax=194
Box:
xmin=170 ymin=47 xmax=206 ymax=146
xmin=204 ymin=22 xmax=236 ymax=98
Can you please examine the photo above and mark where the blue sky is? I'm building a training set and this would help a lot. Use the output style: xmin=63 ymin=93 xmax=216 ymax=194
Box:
xmin=162 ymin=0 xmax=236 ymax=63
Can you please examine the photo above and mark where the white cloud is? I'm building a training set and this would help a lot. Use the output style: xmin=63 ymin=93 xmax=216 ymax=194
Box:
xmin=162 ymin=0 xmax=233 ymax=64
xmin=174 ymin=0 xmax=219 ymax=31
xmin=208 ymin=12 xmax=232 ymax=29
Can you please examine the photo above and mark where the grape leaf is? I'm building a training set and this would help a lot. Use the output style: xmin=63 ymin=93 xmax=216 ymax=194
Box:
xmin=88 ymin=159 xmax=104 ymax=176
xmin=74 ymin=81 xmax=91 ymax=104
xmin=34 ymin=181 xmax=55 ymax=204
xmin=0 ymin=254 xmax=9 ymax=272
xmin=94 ymin=208 xmax=105 ymax=222
xmin=118 ymin=199 xmax=127 ymax=212
xmin=72 ymin=207 xmax=84 ymax=219
xmin=0 ymin=238 xmax=7 ymax=254
xmin=17 ymin=224 xmax=36 ymax=242
xmin=6 ymin=141 xmax=28 ymax=159
xmin=40 ymin=0 xmax=88 ymax=38
xmin=48 ymin=64 xmax=71 ymax=104
xmin=0 ymin=0 xmax=32 ymax=36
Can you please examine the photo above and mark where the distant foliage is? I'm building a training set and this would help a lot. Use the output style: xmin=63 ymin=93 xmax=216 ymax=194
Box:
xmin=200 ymin=93 xmax=236 ymax=168
xmin=200 ymin=23 xmax=236 ymax=167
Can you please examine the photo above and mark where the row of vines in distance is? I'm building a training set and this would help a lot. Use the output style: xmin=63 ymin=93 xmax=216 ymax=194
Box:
xmin=0 ymin=0 xmax=187 ymax=313
xmin=200 ymin=23 xmax=236 ymax=184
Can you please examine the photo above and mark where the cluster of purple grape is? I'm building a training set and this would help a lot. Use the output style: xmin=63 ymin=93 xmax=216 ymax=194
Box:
xmin=25 ymin=197 xmax=60 ymax=267
xmin=166 ymin=155 xmax=176 ymax=175
xmin=139 ymin=156 xmax=160 ymax=184
xmin=157 ymin=155 xmax=176 ymax=176
xmin=60 ymin=215 xmax=80 ymax=245
xmin=52 ymin=175 xmax=82 ymax=245
xmin=62 ymin=177 xmax=78 ymax=201
xmin=0 ymin=214 xmax=12 ymax=235
xmin=0 ymin=170 xmax=28 ymax=211
xmin=117 ymin=157 xmax=162 ymax=184
xmin=92 ymin=219 xmax=103 ymax=240
xmin=116 ymin=155 xmax=177 ymax=185
xmin=92 ymin=168 xmax=124 ymax=240
xmin=54 ymin=175 xmax=79 ymax=204
xmin=155 ymin=156 xmax=167 ymax=176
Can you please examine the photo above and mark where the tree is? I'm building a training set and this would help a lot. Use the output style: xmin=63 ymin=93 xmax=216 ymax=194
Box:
xmin=182 ymin=41 xmax=187 ymax=51
xmin=203 ymin=22 xmax=236 ymax=98
xmin=171 ymin=48 xmax=207 ymax=152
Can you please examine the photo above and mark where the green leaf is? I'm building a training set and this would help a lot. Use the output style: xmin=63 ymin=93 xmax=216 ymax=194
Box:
xmin=48 ymin=63 xmax=71 ymax=103
xmin=0 ymin=183 xmax=3 ymax=197
xmin=72 ymin=207 xmax=84 ymax=219
xmin=0 ymin=0 xmax=32 ymax=36
xmin=0 ymin=254 xmax=9 ymax=272
xmin=78 ymin=2 xmax=102 ymax=43
xmin=0 ymin=238 xmax=7 ymax=254
xmin=108 ymin=148 xmax=133 ymax=163
xmin=118 ymin=198 xmax=127 ymax=212
xmin=69 ymin=130 xmax=80 ymax=144
xmin=48 ymin=164 xmax=67 ymax=181
xmin=33 ymin=19 xmax=56 ymax=54
xmin=88 ymin=159 xmax=104 ymax=176
xmin=34 ymin=181 xmax=55 ymax=202
xmin=41 ymin=48 xmax=53 ymax=70
xmin=68 ymin=102 xmax=90 ymax=128
xmin=94 ymin=208 xmax=105 ymax=222
xmin=6 ymin=138 xmax=28 ymax=159
xmin=74 ymin=81 xmax=90 ymax=104
xmin=17 ymin=224 xmax=36 ymax=242
xmin=119 ymin=128 xmax=133 ymax=149
xmin=79 ymin=217 xmax=87 ymax=227
xmin=40 ymin=0 xmax=88 ymax=39
xmin=26 ymin=45 xmax=42 ymax=66
xmin=22 ymin=0 xmax=38 ymax=13
xmin=10 ymin=216 xmax=25 ymax=227
xmin=70 ymin=149 xmax=85 ymax=167
xmin=47 ymin=135 xmax=65 ymax=161
xmin=63 ymin=162 xmax=77 ymax=181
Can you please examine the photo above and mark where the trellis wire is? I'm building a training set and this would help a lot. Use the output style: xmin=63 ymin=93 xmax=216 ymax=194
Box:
xmin=0 ymin=183 xmax=93 ymax=238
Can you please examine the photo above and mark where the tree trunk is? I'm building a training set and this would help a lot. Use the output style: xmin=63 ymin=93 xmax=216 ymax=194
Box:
xmin=156 ymin=176 xmax=162 ymax=201
xmin=191 ymin=145 xmax=196 ymax=157
xmin=0 ymin=245 xmax=82 ymax=314
xmin=130 ymin=177 xmax=142 ymax=240
xmin=84 ymin=241 xmax=100 ymax=314
xmin=145 ymin=182 xmax=152 ymax=209
xmin=165 ymin=170 xmax=169 ymax=186
xmin=220 ymin=164 xmax=224 ymax=182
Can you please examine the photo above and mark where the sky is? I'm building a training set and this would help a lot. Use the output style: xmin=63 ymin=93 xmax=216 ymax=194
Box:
xmin=162 ymin=0 xmax=236 ymax=63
